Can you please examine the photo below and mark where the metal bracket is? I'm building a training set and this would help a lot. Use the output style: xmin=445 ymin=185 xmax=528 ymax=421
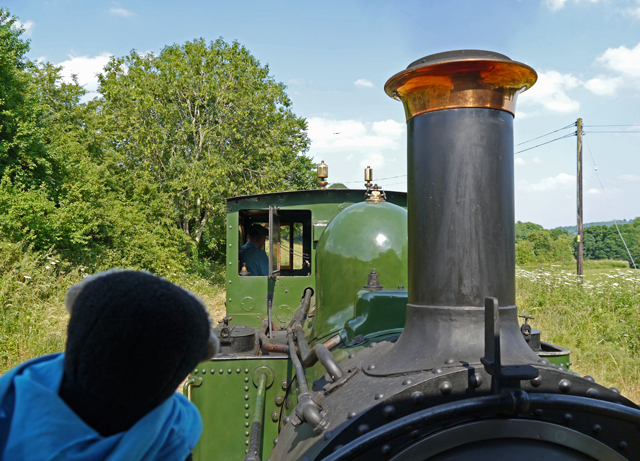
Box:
xmin=481 ymin=297 xmax=538 ymax=394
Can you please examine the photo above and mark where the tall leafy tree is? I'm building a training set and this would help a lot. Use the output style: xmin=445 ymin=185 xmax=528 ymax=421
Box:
xmin=96 ymin=39 xmax=315 ymax=256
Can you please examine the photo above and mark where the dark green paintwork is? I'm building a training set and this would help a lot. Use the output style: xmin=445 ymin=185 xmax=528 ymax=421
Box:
xmin=345 ymin=289 xmax=408 ymax=342
xmin=225 ymin=190 xmax=407 ymax=330
xmin=313 ymin=200 xmax=408 ymax=340
xmin=189 ymin=357 xmax=296 ymax=461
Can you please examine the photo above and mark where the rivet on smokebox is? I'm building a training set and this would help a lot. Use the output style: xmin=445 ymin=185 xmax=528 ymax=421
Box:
xmin=439 ymin=381 xmax=452 ymax=395
xmin=559 ymin=379 xmax=572 ymax=393
xmin=271 ymin=411 xmax=279 ymax=422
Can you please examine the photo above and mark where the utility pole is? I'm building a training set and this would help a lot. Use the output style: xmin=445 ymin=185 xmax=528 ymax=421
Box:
xmin=577 ymin=118 xmax=584 ymax=282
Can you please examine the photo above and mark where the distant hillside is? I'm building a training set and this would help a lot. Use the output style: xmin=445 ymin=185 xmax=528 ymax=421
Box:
xmin=555 ymin=219 xmax=634 ymax=235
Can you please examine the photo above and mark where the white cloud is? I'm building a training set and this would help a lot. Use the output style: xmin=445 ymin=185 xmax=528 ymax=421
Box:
xmin=624 ymin=0 xmax=640 ymax=18
xmin=529 ymin=173 xmax=576 ymax=191
xmin=533 ymin=157 xmax=542 ymax=164
xmin=543 ymin=0 xmax=606 ymax=11
xmin=14 ymin=19 xmax=35 ymax=36
xmin=587 ymin=188 xmax=601 ymax=195
xmin=109 ymin=7 xmax=135 ymax=18
xmin=584 ymin=75 xmax=623 ymax=95
xmin=515 ymin=157 xmax=526 ymax=165
xmin=372 ymin=119 xmax=404 ymax=138
xmin=354 ymin=79 xmax=374 ymax=88
xmin=57 ymin=53 xmax=113 ymax=97
xmin=597 ymin=42 xmax=640 ymax=79
xmin=619 ymin=174 xmax=640 ymax=182
xmin=519 ymin=70 xmax=580 ymax=113
xmin=306 ymin=117 xmax=404 ymax=150
xmin=361 ymin=153 xmax=386 ymax=169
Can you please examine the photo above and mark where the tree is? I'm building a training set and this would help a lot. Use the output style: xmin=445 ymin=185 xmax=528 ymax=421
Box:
xmin=515 ymin=221 xmax=544 ymax=242
xmin=96 ymin=39 xmax=315 ymax=257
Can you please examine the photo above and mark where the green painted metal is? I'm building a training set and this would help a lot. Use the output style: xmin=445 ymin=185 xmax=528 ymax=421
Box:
xmin=538 ymin=341 xmax=572 ymax=369
xmin=189 ymin=357 xmax=295 ymax=461
xmin=225 ymin=189 xmax=407 ymax=330
xmin=345 ymin=289 xmax=408 ymax=343
xmin=313 ymin=200 xmax=408 ymax=340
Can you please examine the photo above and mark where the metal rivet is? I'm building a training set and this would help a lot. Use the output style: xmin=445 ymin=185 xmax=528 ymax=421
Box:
xmin=592 ymin=424 xmax=602 ymax=434
xmin=367 ymin=364 xmax=376 ymax=371
xmin=228 ymin=280 xmax=232 ymax=284
xmin=193 ymin=369 xmax=199 ymax=374
xmin=228 ymin=369 xmax=233 ymax=374
xmin=383 ymin=405 xmax=396 ymax=419
xmin=534 ymin=409 xmax=543 ymax=417
xmin=382 ymin=444 xmax=392 ymax=455
xmin=357 ymin=424 xmax=370 ymax=435
xmin=433 ymin=368 xmax=442 ymax=374
xmin=245 ymin=431 xmax=250 ymax=437
xmin=273 ymin=437 xmax=279 ymax=446
xmin=237 ymin=368 xmax=241 ymax=374
xmin=271 ymin=411 xmax=279 ymax=422
xmin=410 ymin=430 xmax=420 ymax=439
xmin=586 ymin=388 xmax=599 ymax=397
xmin=530 ymin=375 xmax=542 ymax=388
xmin=402 ymin=378 xmax=412 ymax=386
xmin=244 ymin=394 xmax=250 ymax=400
xmin=284 ymin=416 xmax=290 ymax=424
xmin=245 ymin=404 xmax=249 ymax=409
xmin=281 ymin=380 xmax=289 ymax=390
xmin=275 ymin=395 xmax=284 ymax=406
xmin=618 ymin=441 xmax=628 ymax=450
xmin=245 ymin=440 xmax=249 ymax=446
xmin=538 ymin=358 xmax=549 ymax=364
xmin=347 ymin=411 xmax=357 ymax=419
xmin=201 ymin=369 xmax=206 ymax=374
xmin=412 ymin=391 xmax=424 ymax=405
xmin=210 ymin=369 xmax=215 ymax=374
xmin=444 ymin=358 xmax=455 ymax=365
xmin=245 ymin=413 xmax=250 ymax=418
xmin=439 ymin=381 xmax=452 ymax=395
xmin=245 ymin=449 xmax=248 ymax=454
xmin=559 ymin=379 xmax=572 ymax=393
xmin=323 ymin=431 xmax=333 ymax=441
xmin=245 ymin=368 xmax=250 ymax=374
xmin=563 ymin=413 xmax=573 ymax=423
xmin=375 ymin=393 xmax=384 ymax=400
xmin=584 ymin=375 xmax=595 ymax=382
xmin=219 ymin=369 xmax=224 ymax=374
xmin=470 ymin=373 xmax=483 ymax=388
xmin=610 ymin=387 xmax=620 ymax=394
xmin=245 ymin=377 xmax=250 ymax=383
xmin=245 ymin=422 xmax=250 ymax=428
xmin=245 ymin=386 xmax=250 ymax=391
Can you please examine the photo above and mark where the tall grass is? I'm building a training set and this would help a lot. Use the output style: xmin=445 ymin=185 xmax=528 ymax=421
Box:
xmin=516 ymin=262 xmax=640 ymax=401
xmin=0 ymin=240 xmax=227 ymax=373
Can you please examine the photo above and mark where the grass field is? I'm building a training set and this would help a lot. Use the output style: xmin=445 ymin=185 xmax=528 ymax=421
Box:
xmin=2 ymin=244 xmax=638 ymax=403
xmin=516 ymin=260 xmax=640 ymax=401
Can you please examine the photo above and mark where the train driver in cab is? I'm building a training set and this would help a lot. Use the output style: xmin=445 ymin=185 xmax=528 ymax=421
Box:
xmin=240 ymin=224 xmax=269 ymax=276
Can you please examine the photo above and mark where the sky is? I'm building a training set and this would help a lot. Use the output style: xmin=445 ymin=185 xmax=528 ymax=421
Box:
xmin=5 ymin=0 xmax=640 ymax=228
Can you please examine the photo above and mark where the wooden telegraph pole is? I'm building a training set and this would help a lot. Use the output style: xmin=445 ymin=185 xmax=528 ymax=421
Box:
xmin=576 ymin=118 xmax=584 ymax=282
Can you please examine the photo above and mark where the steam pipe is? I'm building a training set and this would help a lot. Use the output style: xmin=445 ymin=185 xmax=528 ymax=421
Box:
xmin=294 ymin=325 xmax=343 ymax=381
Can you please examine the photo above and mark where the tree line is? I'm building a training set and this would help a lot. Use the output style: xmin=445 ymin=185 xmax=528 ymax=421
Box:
xmin=0 ymin=9 xmax=315 ymax=275
xmin=516 ymin=219 xmax=640 ymax=266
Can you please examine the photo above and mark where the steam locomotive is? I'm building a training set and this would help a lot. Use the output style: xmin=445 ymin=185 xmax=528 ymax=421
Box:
xmin=185 ymin=50 xmax=640 ymax=460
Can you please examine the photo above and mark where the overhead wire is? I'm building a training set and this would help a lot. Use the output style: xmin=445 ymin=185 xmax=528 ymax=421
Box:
xmin=515 ymin=132 xmax=576 ymax=154
xmin=515 ymin=122 xmax=576 ymax=146
xmin=583 ymin=137 xmax=638 ymax=272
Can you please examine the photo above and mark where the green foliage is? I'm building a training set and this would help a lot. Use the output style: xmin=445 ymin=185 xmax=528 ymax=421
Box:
xmin=96 ymin=38 xmax=315 ymax=258
xmin=515 ymin=221 xmax=543 ymax=242
xmin=515 ymin=225 xmax=574 ymax=264
xmin=582 ymin=221 xmax=640 ymax=266
xmin=328 ymin=183 xmax=348 ymax=189
xmin=517 ymin=266 xmax=640 ymax=400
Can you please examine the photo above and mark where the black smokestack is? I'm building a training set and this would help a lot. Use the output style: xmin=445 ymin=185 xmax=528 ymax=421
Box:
xmin=375 ymin=50 xmax=540 ymax=372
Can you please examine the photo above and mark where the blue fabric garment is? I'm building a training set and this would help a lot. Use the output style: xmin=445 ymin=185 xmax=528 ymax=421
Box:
xmin=240 ymin=240 xmax=269 ymax=276
xmin=0 ymin=353 xmax=202 ymax=461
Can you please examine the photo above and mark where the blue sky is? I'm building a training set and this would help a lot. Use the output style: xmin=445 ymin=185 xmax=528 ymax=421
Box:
xmin=6 ymin=0 xmax=640 ymax=228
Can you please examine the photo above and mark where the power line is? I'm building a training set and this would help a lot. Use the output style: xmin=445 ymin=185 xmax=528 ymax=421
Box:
xmin=340 ymin=174 xmax=407 ymax=184
xmin=584 ymin=124 xmax=640 ymax=127
xmin=584 ymin=130 xmax=640 ymax=134
xmin=584 ymin=138 xmax=638 ymax=272
xmin=515 ymin=122 xmax=576 ymax=146
xmin=515 ymin=132 xmax=576 ymax=154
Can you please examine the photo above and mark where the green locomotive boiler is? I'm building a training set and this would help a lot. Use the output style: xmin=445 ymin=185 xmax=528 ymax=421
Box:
xmin=185 ymin=50 xmax=640 ymax=461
